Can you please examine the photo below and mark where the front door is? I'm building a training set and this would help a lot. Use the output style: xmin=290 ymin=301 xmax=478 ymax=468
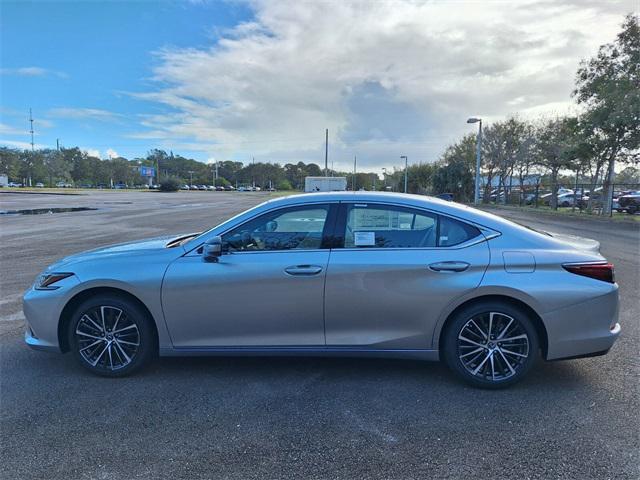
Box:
xmin=162 ymin=203 xmax=335 ymax=348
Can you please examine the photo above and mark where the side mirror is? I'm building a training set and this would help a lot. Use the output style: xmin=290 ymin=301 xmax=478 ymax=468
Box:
xmin=203 ymin=236 xmax=223 ymax=263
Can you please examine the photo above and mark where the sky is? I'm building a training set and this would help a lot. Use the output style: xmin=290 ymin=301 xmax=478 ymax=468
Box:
xmin=0 ymin=0 xmax=636 ymax=172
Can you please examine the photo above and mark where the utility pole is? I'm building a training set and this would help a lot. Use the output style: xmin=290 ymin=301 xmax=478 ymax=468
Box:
xmin=56 ymin=139 xmax=60 ymax=151
xmin=401 ymin=156 xmax=408 ymax=193
xmin=29 ymin=109 xmax=34 ymax=151
xmin=324 ymin=129 xmax=329 ymax=177
xmin=353 ymin=155 xmax=357 ymax=191
xmin=252 ymin=156 xmax=255 ymax=190
xmin=467 ymin=117 xmax=483 ymax=204
xmin=188 ymin=170 xmax=194 ymax=186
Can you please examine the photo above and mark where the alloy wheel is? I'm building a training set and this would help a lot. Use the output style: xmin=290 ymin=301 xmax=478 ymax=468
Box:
xmin=74 ymin=305 xmax=140 ymax=371
xmin=457 ymin=311 xmax=530 ymax=381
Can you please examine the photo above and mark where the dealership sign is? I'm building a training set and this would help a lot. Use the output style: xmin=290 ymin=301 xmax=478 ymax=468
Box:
xmin=140 ymin=166 xmax=156 ymax=177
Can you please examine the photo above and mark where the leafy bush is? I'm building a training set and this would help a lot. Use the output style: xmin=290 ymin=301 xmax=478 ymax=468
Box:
xmin=276 ymin=179 xmax=293 ymax=190
xmin=159 ymin=178 xmax=180 ymax=192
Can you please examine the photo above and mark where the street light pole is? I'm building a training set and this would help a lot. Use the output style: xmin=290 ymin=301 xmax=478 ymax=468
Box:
xmin=467 ymin=117 xmax=483 ymax=205
xmin=400 ymin=156 xmax=408 ymax=193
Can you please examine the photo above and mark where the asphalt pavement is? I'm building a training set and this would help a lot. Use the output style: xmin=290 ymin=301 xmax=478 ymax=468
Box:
xmin=1 ymin=191 xmax=638 ymax=479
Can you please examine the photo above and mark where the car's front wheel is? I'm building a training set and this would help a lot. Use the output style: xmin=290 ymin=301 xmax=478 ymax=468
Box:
xmin=442 ymin=301 xmax=539 ymax=388
xmin=68 ymin=294 xmax=156 ymax=376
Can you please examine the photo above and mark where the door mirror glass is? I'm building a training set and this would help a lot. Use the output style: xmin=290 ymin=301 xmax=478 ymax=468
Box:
xmin=203 ymin=236 xmax=223 ymax=262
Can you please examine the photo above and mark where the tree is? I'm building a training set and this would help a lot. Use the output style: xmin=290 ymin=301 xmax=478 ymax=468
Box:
xmin=0 ymin=147 xmax=21 ymax=180
xmin=433 ymin=134 xmax=476 ymax=202
xmin=573 ymin=14 xmax=640 ymax=214
xmin=43 ymin=149 xmax=72 ymax=186
xmin=534 ymin=117 xmax=578 ymax=209
xmin=615 ymin=165 xmax=640 ymax=184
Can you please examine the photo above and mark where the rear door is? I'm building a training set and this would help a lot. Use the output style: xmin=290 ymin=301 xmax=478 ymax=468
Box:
xmin=324 ymin=202 xmax=490 ymax=350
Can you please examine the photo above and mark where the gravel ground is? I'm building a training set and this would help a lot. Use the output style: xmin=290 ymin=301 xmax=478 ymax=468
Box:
xmin=1 ymin=191 xmax=638 ymax=480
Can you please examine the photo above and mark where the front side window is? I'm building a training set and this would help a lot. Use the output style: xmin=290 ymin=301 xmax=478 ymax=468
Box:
xmin=222 ymin=205 xmax=330 ymax=251
xmin=343 ymin=204 xmax=481 ymax=248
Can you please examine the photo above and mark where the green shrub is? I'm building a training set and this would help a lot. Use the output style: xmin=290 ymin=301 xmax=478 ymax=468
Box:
xmin=276 ymin=179 xmax=293 ymax=190
xmin=159 ymin=178 xmax=180 ymax=192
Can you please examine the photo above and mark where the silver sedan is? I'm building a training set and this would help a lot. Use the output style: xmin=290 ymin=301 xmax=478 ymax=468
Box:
xmin=23 ymin=192 xmax=620 ymax=388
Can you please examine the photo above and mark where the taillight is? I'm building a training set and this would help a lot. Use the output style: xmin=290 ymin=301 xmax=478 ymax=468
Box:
xmin=563 ymin=262 xmax=615 ymax=283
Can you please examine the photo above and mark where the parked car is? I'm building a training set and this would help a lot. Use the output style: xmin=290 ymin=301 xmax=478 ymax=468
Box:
xmin=225 ymin=185 xmax=235 ymax=191
xmin=556 ymin=192 xmax=580 ymax=207
xmin=35 ymin=182 xmax=45 ymax=188
xmin=215 ymin=186 xmax=225 ymax=191
xmin=435 ymin=193 xmax=454 ymax=201
xmin=617 ymin=191 xmax=640 ymax=214
xmin=206 ymin=185 xmax=216 ymax=191
xmin=180 ymin=185 xmax=190 ymax=190
xmin=23 ymin=192 xmax=620 ymax=388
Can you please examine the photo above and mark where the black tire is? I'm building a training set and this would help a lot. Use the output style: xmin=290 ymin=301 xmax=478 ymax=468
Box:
xmin=442 ymin=300 xmax=539 ymax=389
xmin=67 ymin=294 xmax=156 ymax=377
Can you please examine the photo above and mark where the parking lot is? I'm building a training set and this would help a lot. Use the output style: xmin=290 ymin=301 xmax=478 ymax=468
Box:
xmin=1 ymin=190 xmax=639 ymax=479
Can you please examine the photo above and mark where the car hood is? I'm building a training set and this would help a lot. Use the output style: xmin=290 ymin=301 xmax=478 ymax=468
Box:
xmin=46 ymin=234 xmax=195 ymax=270
xmin=546 ymin=231 xmax=601 ymax=253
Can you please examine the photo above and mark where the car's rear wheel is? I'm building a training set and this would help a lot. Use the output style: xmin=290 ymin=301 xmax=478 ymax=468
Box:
xmin=442 ymin=301 xmax=539 ymax=388
xmin=67 ymin=295 xmax=155 ymax=377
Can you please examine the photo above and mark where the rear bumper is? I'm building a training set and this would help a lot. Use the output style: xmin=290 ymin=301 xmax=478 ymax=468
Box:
xmin=543 ymin=288 xmax=620 ymax=360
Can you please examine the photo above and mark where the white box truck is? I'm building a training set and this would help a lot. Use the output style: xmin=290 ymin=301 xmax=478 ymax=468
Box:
xmin=304 ymin=176 xmax=347 ymax=192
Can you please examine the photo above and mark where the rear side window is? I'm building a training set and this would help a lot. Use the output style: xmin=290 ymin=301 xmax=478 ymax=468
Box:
xmin=343 ymin=204 xmax=481 ymax=248
xmin=438 ymin=215 xmax=481 ymax=247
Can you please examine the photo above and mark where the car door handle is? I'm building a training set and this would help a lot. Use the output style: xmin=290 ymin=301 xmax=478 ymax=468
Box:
xmin=284 ymin=265 xmax=324 ymax=276
xmin=428 ymin=261 xmax=470 ymax=273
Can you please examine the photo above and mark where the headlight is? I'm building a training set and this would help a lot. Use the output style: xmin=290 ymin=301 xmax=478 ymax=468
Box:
xmin=35 ymin=272 xmax=74 ymax=290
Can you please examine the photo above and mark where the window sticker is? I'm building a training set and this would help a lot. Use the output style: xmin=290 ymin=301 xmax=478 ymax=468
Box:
xmin=354 ymin=231 xmax=375 ymax=247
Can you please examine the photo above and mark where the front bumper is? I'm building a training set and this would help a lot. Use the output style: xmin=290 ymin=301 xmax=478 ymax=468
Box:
xmin=25 ymin=328 xmax=61 ymax=353
xmin=22 ymin=274 xmax=80 ymax=353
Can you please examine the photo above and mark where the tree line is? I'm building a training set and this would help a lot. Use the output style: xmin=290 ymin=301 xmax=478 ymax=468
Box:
xmin=1 ymin=15 xmax=638 ymax=214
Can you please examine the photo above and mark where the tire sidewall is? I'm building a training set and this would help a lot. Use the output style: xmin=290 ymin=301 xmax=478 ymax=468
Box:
xmin=67 ymin=295 xmax=155 ymax=377
xmin=443 ymin=301 xmax=539 ymax=389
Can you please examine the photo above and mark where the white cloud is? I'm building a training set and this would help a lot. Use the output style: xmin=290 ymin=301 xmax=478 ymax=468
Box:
xmin=0 ymin=124 xmax=26 ymax=136
xmin=105 ymin=148 xmax=119 ymax=158
xmin=0 ymin=139 xmax=46 ymax=150
xmin=49 ymin=108 xmax=121 ymax=121
xmin=0 ymin=66 xmax=67 ymax=78
xmin=81 ymin=148 xmax=101 ymax=158
xmin=133 ymin=0 xmax=635 ymax=170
